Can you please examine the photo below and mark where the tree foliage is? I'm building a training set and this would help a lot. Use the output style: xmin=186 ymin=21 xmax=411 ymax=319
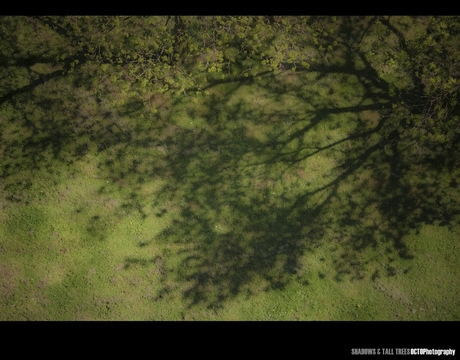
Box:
xmin=355 ymin=16 xmax=460 ymax=159
xmin=34 ymin=16 xmax=333 ymax=95
xmin=4 ymin=16 xmax=460 ymax=158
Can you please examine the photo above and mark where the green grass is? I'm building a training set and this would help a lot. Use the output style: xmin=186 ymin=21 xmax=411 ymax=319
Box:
xmin=1 ymin=18 xmax=459 ymax=320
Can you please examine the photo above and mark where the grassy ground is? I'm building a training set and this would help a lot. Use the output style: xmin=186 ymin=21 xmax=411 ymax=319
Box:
xmin=1 ymin=17 xmax=459 ymax=320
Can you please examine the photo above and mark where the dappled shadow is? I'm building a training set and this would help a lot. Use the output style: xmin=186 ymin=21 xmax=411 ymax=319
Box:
xmin=1 ymin=16 xmax=459 ymax=310
xmin=116 ymin=19 xmax=458 ymax=308
xmin=0 ymin=19 xmax=132 ymax=207
xmin=112 ymin=53 xmax=458 ymax=308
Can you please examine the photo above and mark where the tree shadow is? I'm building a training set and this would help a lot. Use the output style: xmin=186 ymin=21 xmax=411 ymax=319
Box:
xmin=2 ymin=16 xmax=459 ymax=311
xmin=118 ymin=77 xmax=457 ymax=310
xmin=120 ymin=19 xmax=457 ymax=309
xmin=0 ymin=17 xmax=138 ymax=230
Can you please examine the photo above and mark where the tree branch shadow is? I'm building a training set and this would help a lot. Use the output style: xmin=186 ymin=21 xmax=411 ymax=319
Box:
xmin=2 ymin=16 xmax=459 ymax=311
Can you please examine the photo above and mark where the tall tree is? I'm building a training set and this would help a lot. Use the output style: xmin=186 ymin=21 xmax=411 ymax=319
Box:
xmin=15 ymin=16 xmax=460 ymax=159
xmin=348 ymin=16 xmax=460 ymax=160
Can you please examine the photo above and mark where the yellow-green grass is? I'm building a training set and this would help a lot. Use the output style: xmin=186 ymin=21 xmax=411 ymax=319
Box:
xmin=1 ymin=40 xmax=459 ymax=319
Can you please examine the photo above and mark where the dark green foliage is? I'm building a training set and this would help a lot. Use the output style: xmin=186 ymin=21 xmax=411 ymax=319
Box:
xmin=13 ymin=15 xmax=455 ymax=160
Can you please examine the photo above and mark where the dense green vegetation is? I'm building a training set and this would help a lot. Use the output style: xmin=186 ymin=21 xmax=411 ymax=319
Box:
xmin=0 ymin=16 xmax=459 ymax=320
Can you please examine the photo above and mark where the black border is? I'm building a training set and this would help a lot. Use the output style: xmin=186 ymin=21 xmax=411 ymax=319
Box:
xmin=3 ymin=4 xmax=458 ymax=17
xmin=3 ymin=321 xmax=459 ymax=355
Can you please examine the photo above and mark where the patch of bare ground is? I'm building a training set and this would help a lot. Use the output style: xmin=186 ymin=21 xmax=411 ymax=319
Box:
xmin=30 ymin=290 xmax=50 ymax=306
xmin=252 ymin=175 xmax=272 ymax=192
xmin=115 ymin=263 xmax=124 ymax=272
xmin=144 ymin=92 xmax=171 ymax=111
xmin=113 ymin=178 xmax=128 ymax=188
xmin=74 ymin=311 xmax=94 ymax=321
xmin=296 ymin=167 xmax=309 ymax=180
xmin=188 ymin=201 xmax=202 ymax=214
xmin=186 ymin=307 xmax=221 ymax=320
xmin=373 ymin=277 xmax=411 ymax=306
xmin=105 ymin=198 xmax=120 ymax=211
xmin=367 ymin=175 xmax=381 ymax=190
xmin=154 ymin=256 xmax=165 ymax=276
xmin=0 ymin=197 xmax=11 ymax=218
xmin=161 ymin=123 xmax=182 ymax=140
xmin=86 ymin=267 xmax=96 ymax=285
xmin=0 ymin=263 xmax=19 ymax=299
xmin=94 ymin=295 xmax=123 ymax=308
xmin=278 ymin=70 xmax=302 ymax=88
xmin=360 ymin=110 xmax=380 ymax=129
xmin=37 ymin=276 xmax=49 ymax=290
